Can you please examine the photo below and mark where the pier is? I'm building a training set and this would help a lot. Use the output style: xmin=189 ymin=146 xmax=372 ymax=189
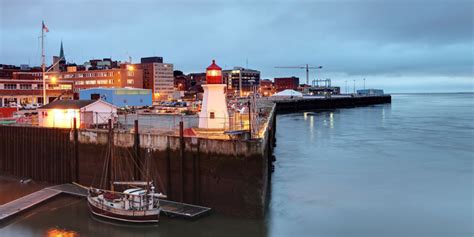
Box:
xmin=273 ymin=95 xmax=392 ymax=113
xmin=0 ymin=184 xmax=211 ymax=222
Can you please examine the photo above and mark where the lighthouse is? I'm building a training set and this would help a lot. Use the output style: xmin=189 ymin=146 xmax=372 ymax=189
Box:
xmin=199 ymin=60 xmax=229 ymax=129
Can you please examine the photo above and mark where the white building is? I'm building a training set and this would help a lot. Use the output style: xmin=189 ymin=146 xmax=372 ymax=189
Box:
xmin=199 ymin=60 xmax=229 ymax=129
xmin=37 ymin=99 xmax=117 ymax=128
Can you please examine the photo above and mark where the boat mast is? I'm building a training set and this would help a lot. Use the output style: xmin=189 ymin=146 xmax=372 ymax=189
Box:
xmin=41 ymin=21 xmax=46 ymax=105
xmin=107 ymin=119 xmax=114 ymax=191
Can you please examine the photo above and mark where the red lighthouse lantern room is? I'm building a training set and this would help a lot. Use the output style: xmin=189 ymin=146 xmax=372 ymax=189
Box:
xmin=206 ymin=60 xmax=222 ymax=84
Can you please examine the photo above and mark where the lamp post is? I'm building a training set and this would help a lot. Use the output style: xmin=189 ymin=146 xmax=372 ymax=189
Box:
xmin=353 ymin=80 xmax=356 ymax=94
xmin=42 ymin=57 xmax=64 ymax=104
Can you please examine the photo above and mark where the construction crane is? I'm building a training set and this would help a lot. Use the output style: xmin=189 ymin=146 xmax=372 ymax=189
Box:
xmin=275 ymin=64 xmax=323 ymax=85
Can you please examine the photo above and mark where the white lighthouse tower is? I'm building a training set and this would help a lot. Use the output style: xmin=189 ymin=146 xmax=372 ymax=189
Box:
xmin=199 ymin=60 xmax=229 ymax=129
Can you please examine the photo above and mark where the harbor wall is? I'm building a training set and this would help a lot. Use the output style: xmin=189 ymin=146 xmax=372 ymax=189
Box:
xmin=0 ymin=126 xmax=74 ymax=184
xmin=275 ymin=95 xmax=391 ymax=113
xmin=0 ymin=108 xmax=276 ymax=218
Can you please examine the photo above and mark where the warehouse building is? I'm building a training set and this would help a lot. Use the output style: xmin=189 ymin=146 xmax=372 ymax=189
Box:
xmin=79 ymin=88 xmax=152 ymax=107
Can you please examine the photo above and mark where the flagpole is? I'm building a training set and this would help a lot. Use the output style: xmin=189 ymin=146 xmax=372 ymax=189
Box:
xmin=41 ymin=21 xmax=46 ymax=105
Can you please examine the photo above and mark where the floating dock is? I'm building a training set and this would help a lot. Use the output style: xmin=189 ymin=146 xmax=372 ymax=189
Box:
xmin=0 ymin=188 xmax=62 ymax=222
xmin=0 ymin=184 xmax=211 ymax=223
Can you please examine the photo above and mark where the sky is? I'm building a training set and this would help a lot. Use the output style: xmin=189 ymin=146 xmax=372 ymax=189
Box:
xmin=0 ymin=0 xmax=473 ymax=93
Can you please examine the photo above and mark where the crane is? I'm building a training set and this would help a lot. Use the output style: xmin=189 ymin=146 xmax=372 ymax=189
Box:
xmin=275 ymin=64 xmax=323 ymax=85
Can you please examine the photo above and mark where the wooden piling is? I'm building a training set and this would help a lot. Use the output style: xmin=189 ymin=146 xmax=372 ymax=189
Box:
xmin=179 ymin=121 xmax=184 ymax=202
xmin=134 ymin=120 xmax=141 ymax=181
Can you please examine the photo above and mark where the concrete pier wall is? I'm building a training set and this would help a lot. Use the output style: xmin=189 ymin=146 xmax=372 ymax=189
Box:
xmin=275 ymin=95 xmax=391 ymax=113
xmin=0 ymin=107 xmax=277 ymax=218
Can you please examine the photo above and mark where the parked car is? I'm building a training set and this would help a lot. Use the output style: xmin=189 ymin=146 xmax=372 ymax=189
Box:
xmin=24 ymin=103 xmax=41 ymax=110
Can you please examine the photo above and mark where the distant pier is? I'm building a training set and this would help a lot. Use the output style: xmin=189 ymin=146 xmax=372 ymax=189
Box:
xmin=273 ymin=95 xmax=392 ymax=113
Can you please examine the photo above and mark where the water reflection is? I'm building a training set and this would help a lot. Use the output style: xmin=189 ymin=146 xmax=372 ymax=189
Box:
xmin=46 ymin=228 xmax=78 ymax=237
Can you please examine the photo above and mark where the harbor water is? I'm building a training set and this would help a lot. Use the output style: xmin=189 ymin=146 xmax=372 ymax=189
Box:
xmin=1 ymin=93 xmax=473 ymax=237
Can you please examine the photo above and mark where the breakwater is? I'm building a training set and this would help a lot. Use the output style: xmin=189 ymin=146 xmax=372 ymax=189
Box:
xmin=274 ymin=95 xmax=391 ymax=113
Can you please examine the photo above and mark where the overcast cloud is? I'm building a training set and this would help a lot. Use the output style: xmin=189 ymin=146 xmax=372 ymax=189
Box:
xmin=1 ymin=0 xmax=473 ymax=92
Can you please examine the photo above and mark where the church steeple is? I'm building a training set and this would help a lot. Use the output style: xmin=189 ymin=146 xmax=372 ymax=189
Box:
xmin=59 ymin=41 xmax=65 ymax=62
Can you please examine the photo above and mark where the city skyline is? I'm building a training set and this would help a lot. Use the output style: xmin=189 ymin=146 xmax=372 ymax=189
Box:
xmin=1 ymin=0 xmax=473 ymax=92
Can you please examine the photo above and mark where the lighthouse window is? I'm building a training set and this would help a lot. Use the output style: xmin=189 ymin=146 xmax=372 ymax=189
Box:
xmin=210 ymin=112 xmax=215 ymax=119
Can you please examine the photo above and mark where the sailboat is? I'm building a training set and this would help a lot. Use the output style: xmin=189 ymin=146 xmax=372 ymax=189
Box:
xmin=86 ymin=120 xmax=166 ymax=223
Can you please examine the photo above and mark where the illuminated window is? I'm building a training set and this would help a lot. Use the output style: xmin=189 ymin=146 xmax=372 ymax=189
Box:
xmin=127 ymin=79 xmax=134 ymax=85
xmin=59 ymin=84 xmax=72 ymax=90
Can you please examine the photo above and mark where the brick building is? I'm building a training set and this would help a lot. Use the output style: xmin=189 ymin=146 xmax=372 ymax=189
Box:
xmin=274 ymin=77 xmax=300 ymax=92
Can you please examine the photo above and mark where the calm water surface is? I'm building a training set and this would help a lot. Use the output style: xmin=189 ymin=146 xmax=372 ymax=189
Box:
xmin=1 ymin=93 xmax=473 ymax=237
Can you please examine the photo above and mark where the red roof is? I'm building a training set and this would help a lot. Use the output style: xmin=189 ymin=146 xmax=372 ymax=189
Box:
xmin=206 ymin=60 xmax=221 ymax=71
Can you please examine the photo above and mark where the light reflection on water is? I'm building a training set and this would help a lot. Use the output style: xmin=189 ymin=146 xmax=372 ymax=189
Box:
xmin=46 ymin=228 xmax=78 ymax=237
xmin=1 ymin=93 xmax=472 ymax=237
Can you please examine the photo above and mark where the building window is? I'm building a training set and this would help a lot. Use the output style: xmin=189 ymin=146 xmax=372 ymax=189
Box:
xmin=127 ymin=79 xmax=134 ymax=85
xmin=97 ymin=80 xmax=108 ymax=85
xmin=4 ymin=84 xmax=17 ymax=89
xmin=85 ymin=80 xmax=96 ymax=85
xmin=210 ymin=112 xmax=215 ymax=119
xmin=59 ymin=84 xmax=72 ymax=90
xmin=20 ymin=84 xmax=32 ymax=90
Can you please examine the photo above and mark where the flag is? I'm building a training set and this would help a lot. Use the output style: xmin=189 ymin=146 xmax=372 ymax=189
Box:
xmin=42 ymin=21 xmax=49 ymax=33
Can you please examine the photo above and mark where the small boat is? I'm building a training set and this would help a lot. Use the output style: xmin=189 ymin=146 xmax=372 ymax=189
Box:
xmin=86 ymin=120 xmax=166 ymax=223
xmin=87 ymin=181 xmax=166 ymax=223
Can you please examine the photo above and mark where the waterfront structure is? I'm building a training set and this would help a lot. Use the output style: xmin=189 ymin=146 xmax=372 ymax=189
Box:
xmin=79 ymin=88 xmax=152 ymax=107
xmin=0 ymin=78 xmax=73 ymax=106
xmin=37 ymin=99 xmax=117 ymax=128
xmin=274 ymin=77 xmax=299 ymax=92
xmin=140 ymin=57 xmax=174 ymax=101
xmin=222 ymin=67 xmax=260 ymax=96
xmin=271 ymin=89 xmax=303 ymax=98
xmin=199 ymin=60 xmax=229 ymax=129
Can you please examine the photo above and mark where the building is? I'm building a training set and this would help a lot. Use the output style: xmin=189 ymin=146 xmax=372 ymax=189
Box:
xmin=199 ymin=60 xmax=229 ymax=129
xmin=259 ymin=79 xmax=274 ymax=96
xmin=140 ymin=57 xmax=174 ymax=101
xmin=222 ymin=67 xmax=260 ymax=96
xmin=38 ymin=99 xmax=117 ymax=128
xmin=79 ymin=88 xmax=152 ymax=107
xmin=274 ymin=77 xmax=299 ymax=92
xmin=0 ymin=78 xmax=74 ymax=106
xmin=45 ymin=64 xmax=143 ymax=92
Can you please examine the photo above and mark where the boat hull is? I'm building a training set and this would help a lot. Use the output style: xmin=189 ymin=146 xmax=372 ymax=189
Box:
xmin=87 ymin=198 xmax=160 ymax=223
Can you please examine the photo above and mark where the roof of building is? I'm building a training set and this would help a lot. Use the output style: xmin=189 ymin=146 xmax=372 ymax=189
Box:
xmin=272 ymin=89 xmax=303 ymax=97
xmin=80 ymin=87 xmax=150 ymax=92
xmin=38 ymin=100 xmax=97 ymax=110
